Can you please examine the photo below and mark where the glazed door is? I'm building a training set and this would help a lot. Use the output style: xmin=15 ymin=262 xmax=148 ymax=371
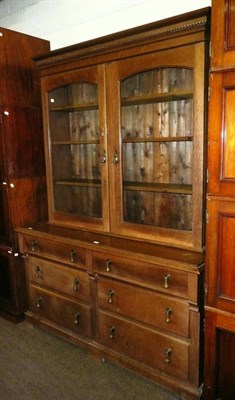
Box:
xmin=42 ymin=65 xmax=109 ymax=231
xmin=107 ymin=44 xmax=206 ymax=250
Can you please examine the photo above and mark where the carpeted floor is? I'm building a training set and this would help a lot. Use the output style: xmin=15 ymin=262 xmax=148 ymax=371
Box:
xmin=0 ymin=317 xmax=180 ymax=400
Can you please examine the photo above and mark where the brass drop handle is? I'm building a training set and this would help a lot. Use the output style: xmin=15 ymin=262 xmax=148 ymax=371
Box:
xmin=74 ymin=312 xmax=80 ymax=325
xmin=163 ymin=274 xmax=171 ymax=289
xmin=109 ymin=325 xmax=116 ymax=339
xmin=73 ymin=278 xmax=80 ymax=292
xmin=113 ymin=150 xmax=119 ymax=164
xmin=165 ymin=307 xmax=172 ymax=323
xmin=106 ymin=259 xmax=111 ymax=272
xmin=101 ymin=149 xmax=106 ymax=163
xmin=165 ymin=348 xmax=172 ymax=364
xmin=70 ymin=250 xmax=77 ymax=263
xmin=36 ymin=297 xmax=42 ymax=309
xmin=108 ymin=289 xmax=114 ymax=304
xmin=35 ymin=265 xmax=41 ymax=278
xmin=31 ymin=240 xmax=38 ymax=252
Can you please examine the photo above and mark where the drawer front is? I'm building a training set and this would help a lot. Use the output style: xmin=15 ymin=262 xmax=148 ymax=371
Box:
xmin=28 ymin=256 xmax=90 ymax=302
xmin=98 ymin=311 xmax=189 ymax=380
xmin=93 ymin=252 xmax=189 ymax=299
xmin=23 ymin=235 xmax=86 ymax=269
xmin=29 ymin=285 xmax=92 ymax=337
xmin=97 ymin=278 xmax=189 ymax=337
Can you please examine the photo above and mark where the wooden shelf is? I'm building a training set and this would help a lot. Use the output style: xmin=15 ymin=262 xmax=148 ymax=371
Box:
xmin=121 ymin=90 xmax=193 ymax=107
xmin=123 ymin=181 xmax=192 ymax=194
xmin=122 ymin=136 xmax=193 ymax=143
xmin=54 ymin=180 xmax=191 ymax=194
xmin=52 ymin=140 xmax=100 ymax=145
xmin=55 ymin=179 xmax=101 ymax=188
xmin=49 ymin=101 xmax=98 ymax=112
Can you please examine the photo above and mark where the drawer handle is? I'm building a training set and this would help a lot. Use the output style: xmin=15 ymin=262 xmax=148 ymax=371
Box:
xmin=73 ymin=278 xmax=80 ymax=292
xmin=74 ymin=312 xmax=80 ymax=325
xmin=31 ymin=240 xmax=38 ymax=252
xmin=108 ymin=289 xmax=114 ymax=304
xmin=70 ymin=250 xmax=77 ymax=263
xmin=165 ymin=307 xmax=172 ymax=323
xmin=163 ymin=274 xmax=171 ymax=289
xmin=35 ymin=265 xmax=41 ymax=278
xmin=109 ymin=325 xmax=116 ymax=339
xmin=36 ymin=297 xmax=42 ymax=309
xmin=105 ymin=259 xmax=111 ymax=272
xmin=165 ymin=348 xmax=172 ymax=364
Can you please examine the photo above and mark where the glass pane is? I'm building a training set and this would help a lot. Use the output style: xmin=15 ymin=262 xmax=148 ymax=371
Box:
xmin=122 ymin=142 xmax=192 ymax=185
xmin=48 ymin=82 xmax=102 ymax=218
xmin=123 ymin=191 xmax=192 ymax=230
xmin=54 ymin=185 xmax=102 ymax=218
xmin=121 ymin=68 xmax=193 ymax=231
xmin=121 ymin=100 xmax=193 ymax=139
xmin=121 ymin=68 xmax=193 ymax=97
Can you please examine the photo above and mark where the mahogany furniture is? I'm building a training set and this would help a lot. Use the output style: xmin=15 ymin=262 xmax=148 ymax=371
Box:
xmin=204 ymin=1 xmax=235 ymax=399
xmin=0 ymin=28 xmax=50 ymax=320
xmin=17 ymin=8 xmax=210 ymax=399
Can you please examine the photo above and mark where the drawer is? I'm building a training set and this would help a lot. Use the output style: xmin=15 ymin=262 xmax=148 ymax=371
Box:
xmin=98 ymin=311 xmax=189 ymax=381
xmin=93 ymin=251 xmax=189 ymax=299
xmin=22 ymin=234 xmax=86 ymax=269
xmin=28 ymin=256 xmax=90 ymax=302
xmin=29 ymin=285 xmax=92 ymax=338
xmin=97 ymin=277 xmax=189 ymax=337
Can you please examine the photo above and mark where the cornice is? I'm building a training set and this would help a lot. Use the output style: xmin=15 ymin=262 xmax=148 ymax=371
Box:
xmin=35 ymin=10 xmax=210 ymax=69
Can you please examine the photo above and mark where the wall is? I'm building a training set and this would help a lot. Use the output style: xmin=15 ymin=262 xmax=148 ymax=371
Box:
xmin=0 ymin=0 xmax=211 ymax=50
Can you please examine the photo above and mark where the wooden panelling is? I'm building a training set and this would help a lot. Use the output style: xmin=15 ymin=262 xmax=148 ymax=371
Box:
xmin=217 ymin=328 xmax=235 ymax=399
xmin=222 ymin=86 xmax=235 ymax=179
xmin=218 ymin=212 xmax=235 ymax=301
xmin=206 ymin=197 xmax=235 ymax=312
xmin=0 ymin=27 xmax=50 ymax=318
xmin=225 ymin=0 xmax=235 ymax=49
xmin=207 ymin=70 xmax=235 ymax=196
xmin=204 ymin=308 xmax=235 ymax=399
xmin=211 ymin=0 xmax=235 ymax=70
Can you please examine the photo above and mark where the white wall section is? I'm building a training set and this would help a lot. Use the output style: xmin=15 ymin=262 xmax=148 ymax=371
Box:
xmin=0 ymin=0 xmax=211 ymax=49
